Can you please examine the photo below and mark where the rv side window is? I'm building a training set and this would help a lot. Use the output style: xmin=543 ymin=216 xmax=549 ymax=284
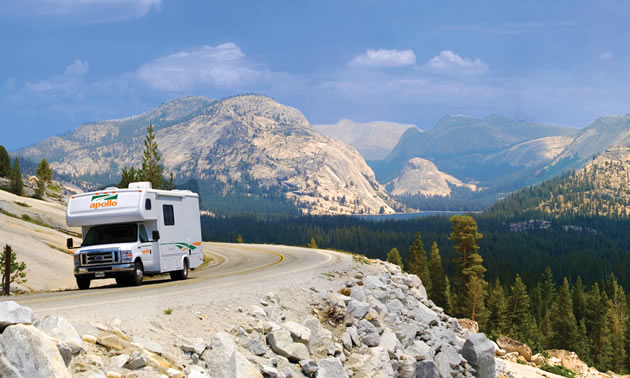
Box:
xmin=139 ymin=225 xmax=149 ymax=242
xmin=163 ymin=205 xmax=175 ymax=226
xmin=145 ymin=199 xmax=152 ymax=210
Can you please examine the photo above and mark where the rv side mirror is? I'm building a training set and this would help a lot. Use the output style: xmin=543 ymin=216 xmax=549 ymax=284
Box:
xmin=152 ymin=230 xmax=160 ymax=241
xmin=67 ymin=238 xmax=73 ymax=249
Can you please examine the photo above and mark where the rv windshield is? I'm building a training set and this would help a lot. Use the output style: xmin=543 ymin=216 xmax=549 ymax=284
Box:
xmin=82 ymin=223 xmax=138 ymax=247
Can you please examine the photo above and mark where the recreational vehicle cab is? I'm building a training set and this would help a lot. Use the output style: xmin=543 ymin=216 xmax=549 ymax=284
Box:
xmin=66 ymin=182 xmax=203 ymax=290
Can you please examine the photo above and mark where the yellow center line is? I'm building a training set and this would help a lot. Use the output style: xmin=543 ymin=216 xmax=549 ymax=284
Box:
xmin=14 ymin=244 xmax=285 ymax=306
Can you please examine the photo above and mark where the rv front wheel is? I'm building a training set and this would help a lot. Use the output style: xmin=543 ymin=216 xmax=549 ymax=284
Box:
xmin=130 ymin=261 xmax=144 ymax=286
xmin=170 ymin=259 xmax=189 ymax=281
xmin=76 ymin=277 xmax=91 ymax=290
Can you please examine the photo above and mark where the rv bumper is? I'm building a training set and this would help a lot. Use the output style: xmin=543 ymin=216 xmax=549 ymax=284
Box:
xmin=74 ymin=263 xmax=135 ymax=279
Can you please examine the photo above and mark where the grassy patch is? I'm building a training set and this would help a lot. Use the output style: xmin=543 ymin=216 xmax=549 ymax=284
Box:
xmin=14 ymin=201 xmax=31 ymax=208
xmin=352 ymin=255 xmax=371 ymax=265
xmin=540 ymin=365 xmax=576 ymax=378
xmin=20 ymin=213 xmax=53 ymax=229
xmin=163 ymin=308 xmax=173 ymax=315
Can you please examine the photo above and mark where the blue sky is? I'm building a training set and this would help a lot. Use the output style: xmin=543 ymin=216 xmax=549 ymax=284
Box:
xmin=2 ymin=0 xmax=629 ymax=151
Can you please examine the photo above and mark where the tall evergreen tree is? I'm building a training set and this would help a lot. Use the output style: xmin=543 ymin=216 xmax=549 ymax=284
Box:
xmin=549 ymin=278 xmax=580 ymax=353
xmin=428 ymin=241 xmax=449 ymax=311
xmin=386 ymin=247 xmax=404 ymax=270
xmin=508 ymin=274 xmax=540 ymax=348
xmin=35 ymin=158 xmax=52 ymax=198
xmin=141 ymin=124 xmax=164 ymax=189
xmin=449 ymin=215 xmax=487 ymax=319
xmin=585 ymin=283 xmax=606 ymax=367
xmin=406 ymin=232 xmax=431 ymax=293
xmin=0 ymin=146 xmax=10 ymax=177
xmin=486 ymin=277 xmax=509 ymax=340
xmin=9 ymin=157 xmax=22 ymax=196
xmin=572 ymin=276 xmax=586 ymax=324
xmin=541 ymin=266 xmax=556 ymax=311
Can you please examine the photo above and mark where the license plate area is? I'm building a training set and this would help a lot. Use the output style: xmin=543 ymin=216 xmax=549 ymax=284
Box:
xmin=95 ymin=272 xmax=105 ymax=278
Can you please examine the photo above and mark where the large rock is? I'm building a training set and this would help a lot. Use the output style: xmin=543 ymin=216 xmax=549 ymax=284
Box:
xmin=0 ymin=324 xmax=71 ymax=378
xmin=413 ymin=302 xmax=438 ymax=326
xmin=363 ymin=275 xmax=388 ymax=290
xmin=497 ymin=335 xmax=532 ymax=362
xmin=180 ymin=337 xmax=207 ymax=355
xmin=546 ymin=349 xmax=589 ymax=375
xmin=416 ymin=360 xmax=439 ymax=378
xmin=347 ymin=300 xmax=370 ymax=320
xmin=201 ymin=332 xmax=262 ymax=378
xmin=0 ymin=301 xmax=35 ymax=330
xmin=462 ymin=333 xmax=496 ymax=378
xmin=317 ymin=358 xmax=348 ymax=378
xmin=34 ymin=316 xmax=83 ymax=354
xmin=283 ymin=321 xmax=311 ymax=344
xmin=303 ymin=317 xmax=335 ymax=356
xmin=266 ymin=329 xmax=310 ymax=362
xmin=353 ymin=347 xmax=394 ymax=377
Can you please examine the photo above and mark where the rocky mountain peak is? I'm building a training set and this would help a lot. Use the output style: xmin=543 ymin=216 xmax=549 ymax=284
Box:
xmin=388 ymin=157 xmax=477 ymax=197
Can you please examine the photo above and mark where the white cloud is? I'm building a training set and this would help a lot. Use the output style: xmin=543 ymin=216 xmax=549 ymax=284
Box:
xmin=424 ymin=50 xmax=488 ymax=76
xmin=349 ymin=49 xmax=416 ymax=68
xmin=599 ymin=52 xmax=613 ymax=60
xmin=4 ymin=0 xmax=160 ymax=21
xmin=137 ymin=43 xmax=265 ymax=91
xmin=26 ymin=59 xmax=89 ymax=93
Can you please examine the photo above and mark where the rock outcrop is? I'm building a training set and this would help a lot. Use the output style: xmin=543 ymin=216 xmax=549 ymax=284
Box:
xmin=388 ymin=157 xmax=477 ymax=197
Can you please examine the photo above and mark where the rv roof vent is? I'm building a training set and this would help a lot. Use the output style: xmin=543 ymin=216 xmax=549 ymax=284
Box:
xmin=104 ymin=187 xmax=119 ymax=191
xmin=129 ymin=182 xmax=152 ymax=190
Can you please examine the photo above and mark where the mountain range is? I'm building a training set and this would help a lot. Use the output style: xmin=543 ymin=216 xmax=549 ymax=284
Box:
xmin=15 ymin=94 xmax=630 ymax=215
xmin=17 ymin=95 xmax=396 ymax=216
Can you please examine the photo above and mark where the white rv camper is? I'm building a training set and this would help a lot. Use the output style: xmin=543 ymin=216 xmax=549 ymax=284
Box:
xmin=66 ymin=182 xmax=203 ymax=290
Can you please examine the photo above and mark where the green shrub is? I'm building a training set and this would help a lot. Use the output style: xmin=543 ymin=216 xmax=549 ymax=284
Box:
xmin=540 ymin=365 xmax=576 ymax=378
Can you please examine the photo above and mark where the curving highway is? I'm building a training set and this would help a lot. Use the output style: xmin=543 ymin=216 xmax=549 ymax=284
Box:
xmin=4 ymin=243 xmax=336 ymax=317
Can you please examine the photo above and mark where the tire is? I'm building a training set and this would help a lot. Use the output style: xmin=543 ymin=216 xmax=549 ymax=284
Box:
xmin=130 ymin=261 xmax=144 ymax=286
xmin=76 ymin=277 xmax=91 ymax=290
xmin=170 ymin=259 xmax=189 ymax=281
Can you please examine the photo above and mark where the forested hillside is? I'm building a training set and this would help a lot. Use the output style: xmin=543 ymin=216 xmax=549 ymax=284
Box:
xmin=489 ymin=145 xmax=630 ymax=219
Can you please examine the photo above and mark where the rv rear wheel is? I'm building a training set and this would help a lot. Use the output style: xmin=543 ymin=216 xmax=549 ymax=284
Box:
xmin=170 ymin=259 xmax=189 ymax=281
xmin=130 ymin=261 xmax=144 ymax=286
xmin=76 ymin=277 xmax=91 ymax=290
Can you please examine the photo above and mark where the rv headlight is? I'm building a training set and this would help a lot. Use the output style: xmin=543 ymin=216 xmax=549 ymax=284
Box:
xmin=74 ymin=254 xmax=80 ymax=267
xmin=120 ymin=250 xmax=133 ymax=263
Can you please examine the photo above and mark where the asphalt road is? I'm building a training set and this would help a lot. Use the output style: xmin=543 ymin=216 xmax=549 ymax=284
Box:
xmin=3 ymin=242 xmax=334 ymax=317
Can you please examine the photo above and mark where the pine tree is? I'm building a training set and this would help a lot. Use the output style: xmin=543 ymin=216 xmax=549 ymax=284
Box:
xmin=549 ymin=278 xmax=580 ymax=353
xmin=9 ymin=157 xmax=22 ymax=196
xmin=119 ymin=166 xmax=139 ymax=188
xmin=141 ymin=124 xmax=164 ymax=189
xmin=0 ymin=146 xmax=10 ymax=177
xmin=428 ymin=241 xmax=449 ymax=311
xmin=541 ymin=266 xmax=556 ymax=312
xmin=449 ymin=215 xmax=487 ymax=319
xmin=0 ymin=245 xmax=27 ymax=293
xmin=165 ymin=172 xmax=175 ymax=190
xmin=585 ymin=283 xmax=606 ymax=367
xmin=508 ymin=274 xmax=539 ymax=348
xmin=406 ymin=232 xmax=431 ymax=293
xmin=464 ymin=275 xmax=488 ymax=325
xmin=486 ymin=277 xmax=509 ymax=340
xmin=307 ymin=237 xmax=318 ymax=249
xmin=386 ymin=247 xmax=403 ymax=270
xmin=35 ymin=158 xmax=52 ymax=198
xmin=572 ymin=276 xmax=586 ymax=324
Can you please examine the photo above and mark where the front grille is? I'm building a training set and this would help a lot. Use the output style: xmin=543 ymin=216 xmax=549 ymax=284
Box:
xmin=80 ymin=250 xmax=119 ymax=266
